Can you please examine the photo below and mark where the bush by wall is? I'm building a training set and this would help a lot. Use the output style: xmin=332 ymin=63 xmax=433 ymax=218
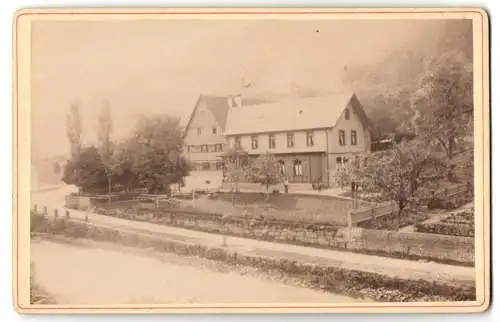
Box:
xmin=427 ymin=185 xmax=473 ymax=210
xmin=441 ymin=211 xmax=474 ymax=225
xmin=415 ymin=222 xmax=474 ymax=238
xmin=356 ymin=210 xmax=429 ymax=230
xmin=30 ymin=211 xmax=476 ymax=303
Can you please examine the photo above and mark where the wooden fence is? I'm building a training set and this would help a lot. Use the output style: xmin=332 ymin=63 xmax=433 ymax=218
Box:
xmin=347 ymin=201 xmax=397 ymax=226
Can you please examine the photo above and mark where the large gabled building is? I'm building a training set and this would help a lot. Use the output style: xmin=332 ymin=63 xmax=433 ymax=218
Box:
xmin=224 ymin=92 xmax=373 ymax=185
xmin=183 ymin=94 xmax=267 ymax=171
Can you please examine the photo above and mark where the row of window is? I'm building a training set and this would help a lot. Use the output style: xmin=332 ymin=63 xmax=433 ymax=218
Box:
xmin=194 ymin=108 xmax=351 ymax=138
xmin=235 ymin=131 xmax=315 ymax=150
xmin=186 ymin=144 xmax=225 ymax=153
xmin=196 ymin=127 xmax=218 ymax=136
xmin=232 ymin=130 xmax=358 ymax=150
xmin=339 ymin=130 xmax=357 ymax=146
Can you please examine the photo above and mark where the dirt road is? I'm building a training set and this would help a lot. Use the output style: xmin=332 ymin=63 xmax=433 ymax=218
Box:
xmin=31 ymin=237 xmax=361 ymax=305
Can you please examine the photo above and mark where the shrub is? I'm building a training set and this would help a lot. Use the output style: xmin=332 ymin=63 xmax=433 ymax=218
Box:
xmin=357 ymin=211 xmax=429 ymax=230
xmin=427 ymin=191 xmax=473 ymax=210
xmin=415 ymin=222 xmax=474 ymax=237
xmin=441 ymin=211 xmax=474 ymax=224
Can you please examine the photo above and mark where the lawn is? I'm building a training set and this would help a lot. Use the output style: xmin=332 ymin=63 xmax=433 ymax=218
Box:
xmin=97 ymin=192 xmax=361 ymax=226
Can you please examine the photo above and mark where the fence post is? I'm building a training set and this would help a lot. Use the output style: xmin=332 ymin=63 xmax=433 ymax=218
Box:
xmin=54 ymin=208 xmax=59 ymax=219
xmin=65 ymin=210 xmax=70 ymax=219
xmin=33 ymin=204 xmax=38 ymax=214
xmin=43 ymin=206 xmax=48 ymax=216
xmin=346 ymin=210 xmax=353 ymax=246
xmin=347 ymin=210 xmax=352 ymax=229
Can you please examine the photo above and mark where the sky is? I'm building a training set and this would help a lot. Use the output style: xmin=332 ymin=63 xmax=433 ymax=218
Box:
xmin=30 ymin=18 xmax=445 ymax=158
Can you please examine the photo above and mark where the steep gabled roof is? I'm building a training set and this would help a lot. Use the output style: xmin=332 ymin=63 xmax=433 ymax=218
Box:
xmin=225 ymin=92 xmax=372 ymax=136
xmin=183 ymin=95 xmax=268 ymax=138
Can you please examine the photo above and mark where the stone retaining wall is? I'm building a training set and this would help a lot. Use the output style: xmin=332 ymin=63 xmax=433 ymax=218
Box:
xmin=30 ymin=211 xmax=476 ymax=303
xmin=78 ymin=204 xmax=476 ymax=266
xmin=344 ymin=228 xmax=475 ymax=264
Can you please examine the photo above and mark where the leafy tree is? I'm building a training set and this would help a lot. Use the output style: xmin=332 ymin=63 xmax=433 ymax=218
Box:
xmin=341 ymin=140 xmax=446 ymax=230
xmin=411 ymin=50 xmax=473 ymax=160
xmin=64 ymin=102 xmax=84 ymax=187
xmin=342 ymin=20 xmax=472 ymax=139
xmin=333 ymin=155 xmax=366 ymax=192
xmin=66 ymin=102 xmax=83 ymax=160
xmin=62 ymin=146 xmax=107 ymax=194
xmin=222 ymin=147 xmax=250 ymax=186
xmin=221 ymin=147 xmax=250 ymax=204
xmin=97 ymin=101 xmax=116 ymax=199
xmin=123 ymin=116 xmax=189 ymax=194
xmin=111 ymin=141 xmax=140 ymax=191
xmin=248 ymin=152 xmax=283 ymax=199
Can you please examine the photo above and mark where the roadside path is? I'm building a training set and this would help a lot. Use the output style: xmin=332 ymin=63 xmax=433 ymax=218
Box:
xmin=31 ymin=186 xmax=475 ymax=287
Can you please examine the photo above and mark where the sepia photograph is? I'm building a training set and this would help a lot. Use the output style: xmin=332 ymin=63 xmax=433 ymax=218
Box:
xmin=13 ymin=8 xmax=489 ymax=314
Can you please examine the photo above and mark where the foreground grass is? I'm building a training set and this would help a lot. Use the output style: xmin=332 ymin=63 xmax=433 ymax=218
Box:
xmin=30 ymin=263 xmax=55 ymax=304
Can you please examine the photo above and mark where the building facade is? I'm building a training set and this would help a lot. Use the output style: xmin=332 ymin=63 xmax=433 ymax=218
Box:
xmin=183 ymin=94 xmax=267 ymax=171
xmin=224 ymin=92 xmax=373 ymax=185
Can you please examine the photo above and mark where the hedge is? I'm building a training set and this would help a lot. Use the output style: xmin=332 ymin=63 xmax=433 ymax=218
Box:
xmin=357 ymin=211 xmax=429 ymax=230
xmin=441 ymin=211 xmax=474 ymax=225
xmin=427 ymin=192 xmax=473 ymax=210
xmin=415 ymin=222 xmax=474 ymax=237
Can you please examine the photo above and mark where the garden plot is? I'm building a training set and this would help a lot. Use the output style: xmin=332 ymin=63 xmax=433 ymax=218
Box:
xmin=415 ymin=208 xmax=474 ymax=237
xmin=98 ymin=193 xmax=359 ymax=226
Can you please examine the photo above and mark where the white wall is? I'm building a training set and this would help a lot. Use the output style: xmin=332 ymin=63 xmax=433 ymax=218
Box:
xmin=328 ymin=104 xmax=371 ymax=154
xmin=184 ymin=100 xmax=226 ymax=162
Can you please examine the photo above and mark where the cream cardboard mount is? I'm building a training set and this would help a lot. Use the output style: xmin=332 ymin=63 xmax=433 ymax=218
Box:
xmin=13 ymin=7 xmax=490 ymax=314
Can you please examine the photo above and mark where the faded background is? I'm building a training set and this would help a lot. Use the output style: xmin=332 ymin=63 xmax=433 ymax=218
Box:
xmin=30 ymin=19 xmax=468 ymax=159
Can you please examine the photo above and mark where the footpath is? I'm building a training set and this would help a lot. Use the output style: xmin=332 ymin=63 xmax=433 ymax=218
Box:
xmin=31 ymin=187 xmax=475 ymax=287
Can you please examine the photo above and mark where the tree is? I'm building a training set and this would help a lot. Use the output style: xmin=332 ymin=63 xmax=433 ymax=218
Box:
xmin=341 ymin=20 xmax=472 ymax=139
xmin=248 ymin=152 xmax=283 ymax=199
xmin=62 ymin=146 xmax=107 ymax=194
xmin=97 ymin=101 xmax=116 ymax=199
xmin=66 ymin=102 xmax=83 ymax=160
xmin=411 ymin=50 xmax=473 ymax=160
xmin=123 ymin=116 xmax=189 ymax=194
xmin=334 ymin=155 xmax=366 ymax=190
xmin=111 ymin=141 xmax=140 ymax=191
xmin=342 ymin=140 xmax=446 ymax=230
xmin=221 ymin=147 xmax=250 ymax=204
xmin=64 ymin=102 xmax=84 ymax=186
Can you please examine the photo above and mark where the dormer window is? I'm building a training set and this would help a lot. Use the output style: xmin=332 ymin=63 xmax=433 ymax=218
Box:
xmin=345 ymin=108 xmax=350 ymax=120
